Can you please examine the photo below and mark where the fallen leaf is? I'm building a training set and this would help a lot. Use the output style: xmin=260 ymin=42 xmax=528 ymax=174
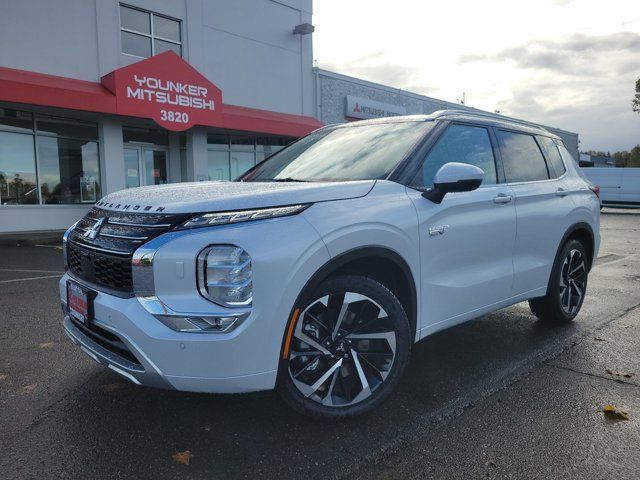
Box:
xmin=602 ymin=404 xmax=629 ymax=420
xmin=606 ymin=369 xmax=635 ymax=378
xmin=0 ymin=373 xmax=8 ymax=381
xmin=22 ymin=384 xmax=37 ymax=394
xmin=38 ymin=341 xmax=55 ymax=349
xmin=172 ymin=450 xmax=193 ymax=465
xmin=101 ymin=383 xmax=126 ymax=392
xmin=594 ymin=337 xmax=606 ymax=342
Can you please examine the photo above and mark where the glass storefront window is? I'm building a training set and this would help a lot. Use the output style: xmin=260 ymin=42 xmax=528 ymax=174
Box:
xmin=0 ymin=131 xmax=38 ymax=205
xmin=0 ymin=109 xmax=34 ymax=134
xmin=207 ymin=134 xmax=229 ymax=146
xmin=206 ymin=132 xmax=295 ymax=181
xmin=0 ymin=109 xmax=102 ymax=206
xmin=207 ymin=150 xmax=230 ymax=181
xmin=124 ymin=148 xmax=141 ymax=189
xmin=144 ymin=150 xmax=168 ymax=185
xmin=36 ymin=115 xmax=98 ymax=141
xmin=123 ymin=127 xmax=169 ymax=145
xmin=38 ymin=137 xmax=100 ymax=204
xmin=230 ymin=151 xmax=255 ymax=179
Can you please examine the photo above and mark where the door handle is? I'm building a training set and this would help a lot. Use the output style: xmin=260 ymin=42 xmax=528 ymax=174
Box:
xmin=493 ymin=193 xmax=512 ymax=204
xmin=556 ymin=188 xmax=568 ymax=197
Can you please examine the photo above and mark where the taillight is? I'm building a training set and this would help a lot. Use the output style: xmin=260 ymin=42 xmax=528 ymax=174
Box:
xmin=589 ymin=185 xmax=600 ymax=198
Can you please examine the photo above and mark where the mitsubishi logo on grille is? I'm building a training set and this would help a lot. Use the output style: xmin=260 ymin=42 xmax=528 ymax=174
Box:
xmin=83 ymin=217 xmax=107 ymax=240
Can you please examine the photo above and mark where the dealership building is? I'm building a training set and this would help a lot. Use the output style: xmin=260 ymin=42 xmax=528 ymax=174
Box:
xmin=0 ymin=0 xmax=579 ymax=236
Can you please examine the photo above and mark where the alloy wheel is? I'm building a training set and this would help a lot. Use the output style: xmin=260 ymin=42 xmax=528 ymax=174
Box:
xmin=288 ymin=292 xmax=397 ymax=407
xmin=559 ymin=248 xmax=587 ymax=315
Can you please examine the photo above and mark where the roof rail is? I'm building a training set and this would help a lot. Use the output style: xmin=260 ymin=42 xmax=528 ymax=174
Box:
xmin=430 ymin=109 xmax=548 ymax=132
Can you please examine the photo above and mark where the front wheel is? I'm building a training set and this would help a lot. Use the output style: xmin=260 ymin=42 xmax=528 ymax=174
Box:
xmin=529 ymin=239 xmax=589 ymax=323
xmin=278 ymin=275 xmax=411 ymax=418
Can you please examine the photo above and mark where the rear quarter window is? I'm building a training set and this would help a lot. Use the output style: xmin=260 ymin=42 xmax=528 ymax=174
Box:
xmin=497 ymin=130 xmax=550 ymax=183
xmin=538 ymin=136 xmax=566 ymax=178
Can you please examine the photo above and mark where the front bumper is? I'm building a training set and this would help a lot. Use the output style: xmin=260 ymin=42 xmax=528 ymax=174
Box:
xmin=60 ymin=275 xmax=278 ymax=393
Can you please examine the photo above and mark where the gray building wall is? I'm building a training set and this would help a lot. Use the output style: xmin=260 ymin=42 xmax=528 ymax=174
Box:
xmin=0 ymin=0 xmax=315 ymax=234
xmin=316 ymin=69 xmax=580 ymax=161
xmin=0 ymin=0 xmax=315 ymax=117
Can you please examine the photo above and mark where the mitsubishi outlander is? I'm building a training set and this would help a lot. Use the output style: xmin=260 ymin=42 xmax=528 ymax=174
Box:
xmin=60 ymin=110 xmax=600 ymax=418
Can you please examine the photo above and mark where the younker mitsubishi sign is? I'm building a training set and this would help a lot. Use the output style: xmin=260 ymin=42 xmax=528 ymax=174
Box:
xmin=345 ymin=95 xmax=407 ymax=120
xmin=101 ymin=51 xmax=223 ymax=131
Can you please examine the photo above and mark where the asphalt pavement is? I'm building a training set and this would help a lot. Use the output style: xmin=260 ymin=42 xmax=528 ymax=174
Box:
xmin=1 ymin=208 xmax=639 ymax=480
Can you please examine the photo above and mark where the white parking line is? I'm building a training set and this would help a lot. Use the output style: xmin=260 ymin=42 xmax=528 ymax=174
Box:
xmin=0 ymin=274 xmax=62 ymax=284
xmin=0 ymin=269 xmax=64 ymax=274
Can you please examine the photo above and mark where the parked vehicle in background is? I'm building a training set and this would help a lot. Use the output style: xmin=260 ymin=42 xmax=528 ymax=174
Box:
xmin=582 ymin=168 xmax=640 ymax=208
xmin=59 ymin=110 xmax=600 ymax=418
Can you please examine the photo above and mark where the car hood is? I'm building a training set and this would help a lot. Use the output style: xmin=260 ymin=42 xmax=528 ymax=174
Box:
xmin=95 ymin=180 xmax=376 ymax=214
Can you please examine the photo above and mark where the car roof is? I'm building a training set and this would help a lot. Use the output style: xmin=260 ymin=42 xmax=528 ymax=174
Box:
xmin=327 ymin=109 xmax=562 ymax=140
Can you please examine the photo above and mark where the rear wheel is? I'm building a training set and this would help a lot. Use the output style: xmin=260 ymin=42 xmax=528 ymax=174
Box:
xmin=278 ymin=275 xmax=411 ymax=418
xmin=529 ymin=239 xmax=589 ymax=323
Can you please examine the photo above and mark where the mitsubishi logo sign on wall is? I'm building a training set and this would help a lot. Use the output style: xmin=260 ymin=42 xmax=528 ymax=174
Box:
xmin=101 ymin=51 xmax=223 ymax=131
xmin=345 ymin=95 xmax=407 ymax=120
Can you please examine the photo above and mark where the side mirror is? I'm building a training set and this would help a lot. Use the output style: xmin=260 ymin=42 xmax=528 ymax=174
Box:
xmin=422 ymin=162 xmax=484 ymax=204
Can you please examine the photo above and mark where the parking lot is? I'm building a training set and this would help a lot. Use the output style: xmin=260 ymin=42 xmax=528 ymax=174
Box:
xmin=1 ymin=209 xmax=639 ymax=480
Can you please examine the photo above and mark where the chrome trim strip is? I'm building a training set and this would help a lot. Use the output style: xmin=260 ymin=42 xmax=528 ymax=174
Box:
xmin=69 ymin=240 xmax=130 ymax=256
xmin=137 ymin=296 xmax=250 ymax=333
xmin=99 ymin=232 xmax=148 ymax=241
xmin=62 ymin=220 xmax=79 ymax=267
xmin=108 ymin=220 xmax=172 ymax=228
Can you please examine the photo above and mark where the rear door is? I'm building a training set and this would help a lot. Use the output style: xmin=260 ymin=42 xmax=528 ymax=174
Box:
xmin=497 ymin=130 xmax=574 ymax=296
xmin=407 ymin=122 xmax=517 ymax=330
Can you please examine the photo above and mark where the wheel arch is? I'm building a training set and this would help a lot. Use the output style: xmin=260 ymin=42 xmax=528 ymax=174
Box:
xmin=559 ymin=222 xmax=596 ymax=271
xmin=286 ymin=246 xmax=418 ymax=345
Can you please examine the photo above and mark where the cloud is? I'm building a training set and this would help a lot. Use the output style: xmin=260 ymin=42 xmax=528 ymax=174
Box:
xmin=318 ymin=54 xmax=432 ymax=93
xmin=459 ymin=32 xmax=640 ymax=76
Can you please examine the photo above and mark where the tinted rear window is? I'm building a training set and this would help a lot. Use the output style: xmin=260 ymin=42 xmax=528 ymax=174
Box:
xmin=538 ymin=136 xmax=566 ymax=178
xmin=498 ymin=131 xmax=549 ymax=183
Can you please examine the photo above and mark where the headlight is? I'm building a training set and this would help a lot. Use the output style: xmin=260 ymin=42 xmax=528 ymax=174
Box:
xmin=197 ymin=245 xmax=252 ymax=307
xmin=178 ymin=204 xmax=310 ymax=229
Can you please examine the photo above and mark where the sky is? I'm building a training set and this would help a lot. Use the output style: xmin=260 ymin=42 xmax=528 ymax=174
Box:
xmin=313 ymin=0 xmax=640 ymax=153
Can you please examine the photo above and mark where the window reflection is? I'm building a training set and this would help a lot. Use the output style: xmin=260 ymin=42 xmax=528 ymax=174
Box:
xmin=245 ymin=122 xmax=432 ymax=182
xmin=38 ymin=137 xmax=100 ymax=204
xmin=0 ymin=131 xmax=38 ymax=204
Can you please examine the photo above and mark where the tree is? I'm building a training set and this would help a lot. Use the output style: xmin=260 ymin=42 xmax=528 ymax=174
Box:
xmin=634 ymin=78 xmax=640 ymax=114
xmin=613 ymin=150 xmax=630 ymax=167
xmin=630 ymin=145 xmax=640 ymax=167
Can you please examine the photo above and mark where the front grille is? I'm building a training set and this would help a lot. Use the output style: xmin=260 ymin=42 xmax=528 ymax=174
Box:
xmin=67 ymin=207 xmax=190 ymax=294
xmin=69 ymin=315 xmax=141 ymax=367
xmin=68 ymin=243 xmax=133 ymax=292
xmin=70 ymin=207 xmax=190 ymax=256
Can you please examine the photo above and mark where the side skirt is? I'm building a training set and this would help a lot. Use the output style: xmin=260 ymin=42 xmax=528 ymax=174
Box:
xmin=417 ymin=286 xmax=547 ymax=341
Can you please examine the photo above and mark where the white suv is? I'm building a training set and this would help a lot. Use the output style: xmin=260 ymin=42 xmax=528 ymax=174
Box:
xmin=60 ymin=110 xmax=600 ymax=418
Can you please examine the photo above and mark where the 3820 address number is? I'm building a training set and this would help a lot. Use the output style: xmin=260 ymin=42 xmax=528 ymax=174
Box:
xmin=160 ymin=110 xmax=189 ymax=123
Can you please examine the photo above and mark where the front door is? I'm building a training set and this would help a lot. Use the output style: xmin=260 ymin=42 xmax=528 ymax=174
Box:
xmin=407 ymin=123 xmax=517 ymax=333
xmin=123 ymin=146 xmax=168 ymax=188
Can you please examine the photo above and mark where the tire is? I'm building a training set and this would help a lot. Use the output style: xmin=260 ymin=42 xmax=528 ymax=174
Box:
xmin=529 ymin=239 xmax=589 ymax=323
xmin=278 ymin=274 xmax=411 ymax=418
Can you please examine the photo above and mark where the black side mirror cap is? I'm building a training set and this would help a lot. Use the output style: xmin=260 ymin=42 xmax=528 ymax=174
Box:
xmin=422 ymin=178 xmax=483 ymax=204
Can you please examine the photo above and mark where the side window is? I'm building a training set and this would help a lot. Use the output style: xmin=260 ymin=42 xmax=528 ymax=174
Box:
xmin=538 ymin=136 xmax=566 ymax=178
xmin=497 ymin=130 xmax=549 ymax=183
xmin=411 ymin=124 xmax=497 ymax=188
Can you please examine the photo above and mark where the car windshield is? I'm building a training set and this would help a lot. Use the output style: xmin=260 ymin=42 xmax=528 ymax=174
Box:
xmin=241 ymin=121 xmax=433 ymax=182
